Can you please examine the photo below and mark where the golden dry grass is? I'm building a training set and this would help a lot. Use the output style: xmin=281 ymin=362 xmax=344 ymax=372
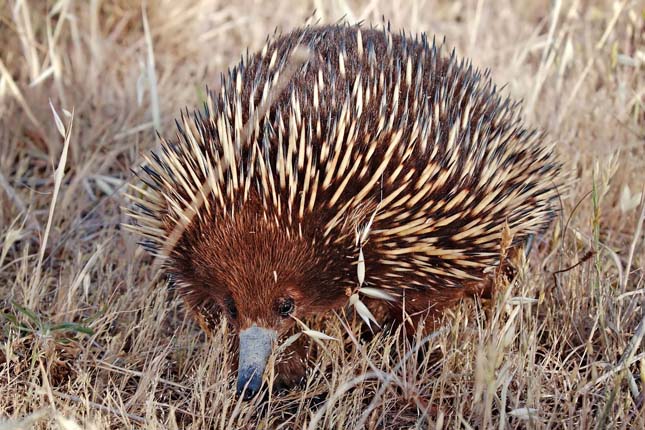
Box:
xmin=1 ymin=0 xmax=644 ymax=428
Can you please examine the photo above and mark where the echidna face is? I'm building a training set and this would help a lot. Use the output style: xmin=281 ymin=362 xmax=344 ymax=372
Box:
xmin=167 ymin=204 xmax=350 ymax=398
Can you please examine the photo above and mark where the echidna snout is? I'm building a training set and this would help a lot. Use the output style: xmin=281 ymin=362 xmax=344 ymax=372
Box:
xmin=236 ymin=326 xmax=277 ymax=399
xmin=126 ymin=24 xmax=563 ymax=398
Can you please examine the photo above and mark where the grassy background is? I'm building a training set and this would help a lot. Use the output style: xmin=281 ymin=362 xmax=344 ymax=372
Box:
xmin=1 ymin=0 xmax=643 ymax=428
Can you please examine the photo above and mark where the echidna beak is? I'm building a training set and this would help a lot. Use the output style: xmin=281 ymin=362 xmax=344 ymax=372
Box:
xmin=236 ymin=325 xmax=277 ymax=400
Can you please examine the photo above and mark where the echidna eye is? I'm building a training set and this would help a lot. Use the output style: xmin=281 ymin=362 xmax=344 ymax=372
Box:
xmin=224 ymin=296 xmax=237 ymax=319
xmin=277 ymin=298 xmax=295 ymax=317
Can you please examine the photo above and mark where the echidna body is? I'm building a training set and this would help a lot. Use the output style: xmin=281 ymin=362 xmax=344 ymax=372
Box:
xmin=127 ymin=24 xmax=561 ymax=398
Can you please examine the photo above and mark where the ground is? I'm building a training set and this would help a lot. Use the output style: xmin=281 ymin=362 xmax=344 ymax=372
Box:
xmin=0 ymin=0 xmax=643 ymax=428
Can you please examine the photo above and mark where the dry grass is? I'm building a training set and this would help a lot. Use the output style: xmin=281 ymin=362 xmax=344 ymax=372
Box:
xmin=1 ymin=0 xmax=644 ymax=428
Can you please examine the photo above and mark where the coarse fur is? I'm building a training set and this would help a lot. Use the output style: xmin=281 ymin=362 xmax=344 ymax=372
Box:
xmin=125 ymin=23 xmax=561 ymax=388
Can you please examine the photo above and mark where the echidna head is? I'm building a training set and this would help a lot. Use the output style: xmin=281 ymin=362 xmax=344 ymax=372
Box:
xmin=169 ymin=202 xmax=350 ymax=399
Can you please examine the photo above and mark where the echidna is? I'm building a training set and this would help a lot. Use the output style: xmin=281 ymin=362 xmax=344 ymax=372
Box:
xmin=126 ymin=24 xmax=561 ymax=399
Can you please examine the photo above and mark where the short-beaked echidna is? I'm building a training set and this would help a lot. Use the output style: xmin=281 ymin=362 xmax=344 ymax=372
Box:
xmin=126 ymin=24 xmax=561 ymax=399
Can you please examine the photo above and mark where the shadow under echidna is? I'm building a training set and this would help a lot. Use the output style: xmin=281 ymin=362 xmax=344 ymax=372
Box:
xmin=125 ymin=23 xmax=562 ymax=400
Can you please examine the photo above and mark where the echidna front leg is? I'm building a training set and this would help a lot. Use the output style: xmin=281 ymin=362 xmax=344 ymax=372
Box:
xmin=273 ymin=335 xmax=310 ymax=390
